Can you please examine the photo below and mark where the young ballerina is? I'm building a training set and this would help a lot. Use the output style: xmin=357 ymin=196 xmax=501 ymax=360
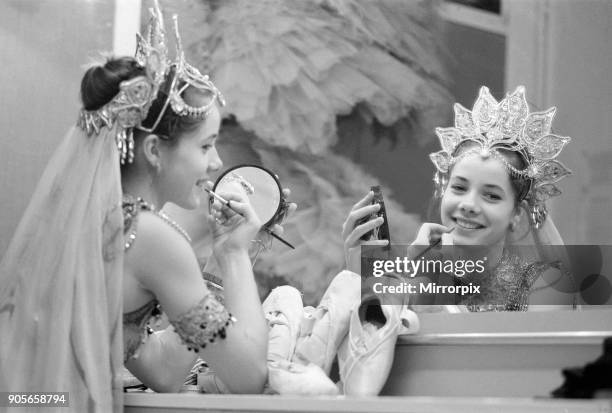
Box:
xmin=407 ymin=85 xmax=576 ymax=310
xmin=0 ymin=4 xmax=267 ymax=410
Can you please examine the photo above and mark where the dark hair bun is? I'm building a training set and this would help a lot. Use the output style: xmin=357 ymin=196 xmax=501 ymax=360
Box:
xmin=80 ymin=57 xmax=145 ymax=110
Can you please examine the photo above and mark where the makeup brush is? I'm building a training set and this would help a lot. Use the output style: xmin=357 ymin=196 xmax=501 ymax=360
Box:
xmin=413 ymin=226 xmax=455 ymax=260
xmin=205 ymin=188 xmax=295 ymax=249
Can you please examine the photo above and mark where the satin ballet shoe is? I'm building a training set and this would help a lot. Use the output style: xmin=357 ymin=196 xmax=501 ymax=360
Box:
xmin=197 ymin=369 xmax=230 ymax=394
xmin=293 ymin=270 xmax=361 ymax=374
xmin=263 ymin=285 xmax=304 ymax=362
xmin=262 ymin=287 xmax=339 ymax=396
xmin=267 ymin=359 xmax=340 ymax=395
xmin=398 ymin=305 xmax=421 ymax=335
xmin=337 ymin=296 xmax=420 ymax=396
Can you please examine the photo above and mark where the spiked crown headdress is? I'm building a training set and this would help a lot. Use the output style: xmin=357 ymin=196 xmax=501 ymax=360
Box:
xmin=77 ymin=0 xmax=224 ymax=164
xmin=429 ymin=86 xmax=571 ymax=228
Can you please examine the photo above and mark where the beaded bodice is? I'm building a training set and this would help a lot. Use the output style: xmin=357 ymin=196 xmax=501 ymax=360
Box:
xmin=458 ymin=253 xmax=549 ymax=312
xmin=122 ymin=196 xmax=162 ymax=361
xmin=123 ymin=299 xmax=161 ymax=361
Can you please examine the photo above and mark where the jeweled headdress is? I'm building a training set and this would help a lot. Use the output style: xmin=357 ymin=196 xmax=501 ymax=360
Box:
xmin=429 ymin=86 xmax=571 ymax=228
xmin=77 ymin=0 xmax=224 ymax=164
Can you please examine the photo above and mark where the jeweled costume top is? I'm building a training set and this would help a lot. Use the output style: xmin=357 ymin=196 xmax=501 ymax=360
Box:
xmin=121 ymin=197 xmax=233 ymax=361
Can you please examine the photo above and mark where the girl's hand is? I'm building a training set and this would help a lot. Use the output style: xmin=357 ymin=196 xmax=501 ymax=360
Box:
xmin=210 ymin=190 xmax=261 ymax=254
xmin=408 ymin=223 xmax=453 ymax=258
xmin=342 ymin=191 xmax=389 ymax=273
xmin=261 ymin=187 xmax=297 ymax=238
xmin=250 ymin=187 xmax=297 ymax=254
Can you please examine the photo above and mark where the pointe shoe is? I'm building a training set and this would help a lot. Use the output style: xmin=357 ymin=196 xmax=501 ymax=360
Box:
xmin=293 ymin=270 xmax=361 ymax=374
xmin=263 ymin=285 xmax=304 ymax=362
xmin=197 ymin=368 xmax=230 ymax=394
xmin=263 ymin=286 xmax=340 ymax=395
xmin=337 ymin=296 xmax=420 ymax=396
xmin=267 ymin=359 xmax=340 ymax=395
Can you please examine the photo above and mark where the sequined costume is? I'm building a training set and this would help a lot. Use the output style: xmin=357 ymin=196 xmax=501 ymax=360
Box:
xmin=123 ymin=299 xmax=161 ymax=361
xmin=182 ymin=271 xmax=228 ymax=392
xmin=458 ymin=252 xmax=553 ymax=312
xmin=122 ymin=196 xmax=234 ymax=361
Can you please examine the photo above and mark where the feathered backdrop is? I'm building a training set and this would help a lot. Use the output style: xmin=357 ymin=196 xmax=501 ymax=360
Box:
xmin=157 ymin=0 xmax=450 ymax=304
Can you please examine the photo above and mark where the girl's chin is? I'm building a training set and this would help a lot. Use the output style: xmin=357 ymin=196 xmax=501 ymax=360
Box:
xmin=450 ymin=233 xmax=481 ymax=246
xmin=182 ymin=186 xmax=206 ymax=210
xmin=452 ymin=235 xmax=508 ymax=252
xmin=171 ymin=196 xmax=198 ymax=211
xmin=184 ymin=197 xmax=200 ymax=210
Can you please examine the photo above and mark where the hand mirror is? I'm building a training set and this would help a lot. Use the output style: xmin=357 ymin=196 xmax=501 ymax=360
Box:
xmin=212 ymin=164 xmax=292 ymax=247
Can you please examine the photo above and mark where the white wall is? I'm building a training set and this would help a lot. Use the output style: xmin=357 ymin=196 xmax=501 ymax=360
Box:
xmin=506 ymin=0 xmax=612 ymax=244
xmin=0 ymin=0 xmax=114 ymax=256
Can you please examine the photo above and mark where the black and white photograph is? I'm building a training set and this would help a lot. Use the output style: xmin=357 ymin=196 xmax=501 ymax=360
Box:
xmin=0 ymin=0 xmax=611 ymax=411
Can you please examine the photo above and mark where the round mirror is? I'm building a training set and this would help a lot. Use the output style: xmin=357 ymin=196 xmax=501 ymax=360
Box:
xmin=213 ymin=164 xmax=286 ymax=228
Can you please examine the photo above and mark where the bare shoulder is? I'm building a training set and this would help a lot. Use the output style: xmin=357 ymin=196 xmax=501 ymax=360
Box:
xmin=126 ymin=210 xmax=197 ymax=270
xmin=125 ymin=210 xmax=207 ymax=316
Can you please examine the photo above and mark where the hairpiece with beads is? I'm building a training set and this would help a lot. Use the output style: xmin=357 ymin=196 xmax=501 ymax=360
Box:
xmin=77 ymin=0 xmax=224 ymax=164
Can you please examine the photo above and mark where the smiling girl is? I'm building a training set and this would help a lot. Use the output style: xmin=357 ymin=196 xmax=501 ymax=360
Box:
xmin=409 ymin=86 xmax=576 ymax=311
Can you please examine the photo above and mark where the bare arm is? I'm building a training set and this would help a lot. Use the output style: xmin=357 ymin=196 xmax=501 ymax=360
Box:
xmin=125 ymin=206 xmax=267 ymax=393
xmin=125 ymin=327 xmax=197 ymax=393
xmin=200 ymin=249 xmax=268 ymax=393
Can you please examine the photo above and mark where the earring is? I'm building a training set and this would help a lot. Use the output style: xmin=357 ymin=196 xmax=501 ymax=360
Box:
xmin=509 ymin=222 xmax=516 ymax=232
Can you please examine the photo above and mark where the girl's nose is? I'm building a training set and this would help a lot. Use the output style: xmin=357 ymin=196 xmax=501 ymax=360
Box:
xmin=458 ymin=193 xmax=480 ymax=216
xmin=208 ymin=148 xmax=223 ymax=172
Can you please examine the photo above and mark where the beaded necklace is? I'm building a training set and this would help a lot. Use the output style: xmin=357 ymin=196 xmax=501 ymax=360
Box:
xmin=156 ymin=209 xmax=192 ymax=244
xmin=123 ymin=195 xmax=192 ymax=249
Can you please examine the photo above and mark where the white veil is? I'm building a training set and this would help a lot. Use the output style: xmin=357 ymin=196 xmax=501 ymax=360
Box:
xmin=0 ymin=125 xmax=124 ymax=411
xmin=507 ymin=204 xmax=577 ymax=306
